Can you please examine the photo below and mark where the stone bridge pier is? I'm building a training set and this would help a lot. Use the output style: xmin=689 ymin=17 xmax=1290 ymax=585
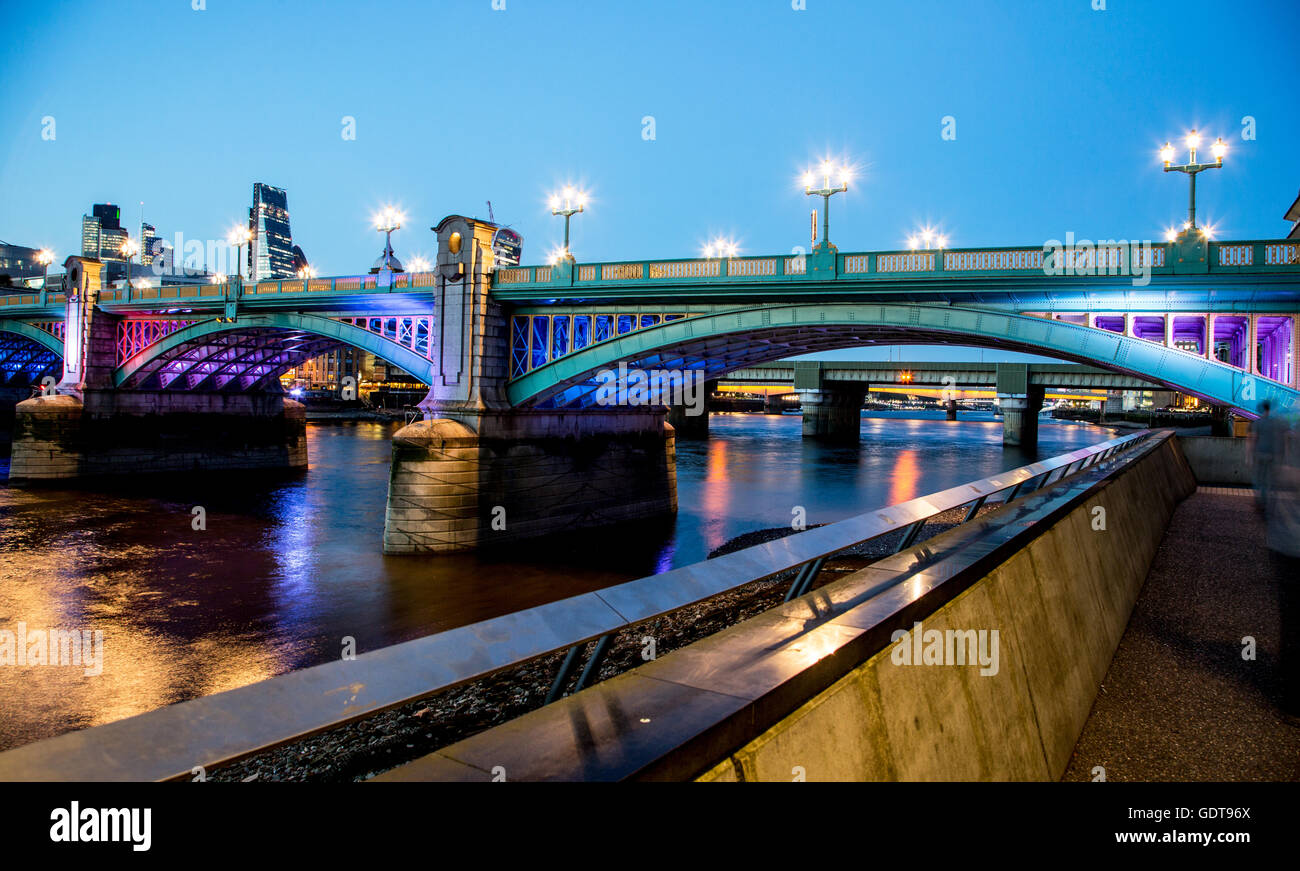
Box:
xmin=793 ymin=362 xmax=864 ymax=441
xmin=996 ymin=364 xmax=1044 ymax=448
xmin=8 ymin=258 xmax=306 ymax=482
xmin=381 ymin=217 xmax=677 ymax=554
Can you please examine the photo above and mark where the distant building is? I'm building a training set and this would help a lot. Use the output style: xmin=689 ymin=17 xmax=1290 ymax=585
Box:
xmin=0 ymin=241 xmax=43 ymax=285
xmin=81 ymin=203 xmax=128 ymax=263
xmin=140 ymin=222 xmax=158 ymax=267
xmin=248 ymin=183 xmax=295 ymax=280
xmin=1286 ymin=189 xmax=1300 ymax=240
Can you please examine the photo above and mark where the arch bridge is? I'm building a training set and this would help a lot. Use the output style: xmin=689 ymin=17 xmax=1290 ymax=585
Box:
xmin=2 ymin=215 xmax=1297 ymax=552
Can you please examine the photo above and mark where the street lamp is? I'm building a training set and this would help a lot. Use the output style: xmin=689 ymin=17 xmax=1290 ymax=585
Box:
xmin=373 ymin=207 xmax=403 ymax=272
xmin=702 ymin=236 xmax=739 ymax=259
xmin=407 ymin=256 xmax=430 ymax=273
xmin=1160 ymin=128 xmax=1226 ymax=233
xmin=227 ymin=226 xmax=252 ymax=279
xmin=35 ymin=248 xmax=54 ymax=289
xmin=297 ymin=264 xmax=318 ymax=280
xmin=906 ymin=226 xmax=948 ymax=250
xmin=804 ymin=160 xmax=850 ymax=249
xmin=549 ymin=187 xmax=586 ymax=259
xmin=119 ymin=237 xmax=140 ymax=288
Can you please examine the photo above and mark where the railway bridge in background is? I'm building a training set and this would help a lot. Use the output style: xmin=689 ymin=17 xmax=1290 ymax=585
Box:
xmin=1 ymin=215 xmax=1297 ymax=552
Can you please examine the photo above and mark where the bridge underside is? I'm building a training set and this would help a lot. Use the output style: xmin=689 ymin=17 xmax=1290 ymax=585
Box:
xmin=520 ymin=325 xmax=1198 ymax=409
xmin=0 ymin=332 xmax=60 ymax=388
xmin=506 ymin=304 xmax=1299 ymax=418
xmin=119 ymin=327 xmax=347 ymax=392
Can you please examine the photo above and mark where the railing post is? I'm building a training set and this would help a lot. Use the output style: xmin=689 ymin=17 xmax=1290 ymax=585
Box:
xmin=961 ymin=494 xmax=988 ymax=523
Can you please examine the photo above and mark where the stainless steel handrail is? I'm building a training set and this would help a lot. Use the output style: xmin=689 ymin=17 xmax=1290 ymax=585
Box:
xmin=0 ymin=430 xmax=1150 ymax=781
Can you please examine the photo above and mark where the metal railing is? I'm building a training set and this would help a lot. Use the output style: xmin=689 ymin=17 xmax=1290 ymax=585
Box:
xmin=0 ymin=430 xmax=1151 ymax=781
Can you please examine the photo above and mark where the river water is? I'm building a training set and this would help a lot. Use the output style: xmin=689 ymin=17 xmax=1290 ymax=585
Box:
xmin=0 ymin=411 xmax=1115 ymax=751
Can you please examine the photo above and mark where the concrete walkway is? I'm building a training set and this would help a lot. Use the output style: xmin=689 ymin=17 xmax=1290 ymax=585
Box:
xmin=1062 ymin=487 xmax=1300 ymax=781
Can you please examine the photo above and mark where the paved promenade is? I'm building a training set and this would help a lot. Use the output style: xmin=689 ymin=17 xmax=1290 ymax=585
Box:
xmin=1063 ymin=487 xmax=1300 ymax=781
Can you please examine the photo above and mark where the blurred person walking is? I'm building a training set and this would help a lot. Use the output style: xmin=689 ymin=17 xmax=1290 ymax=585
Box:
xmin=1263 ymin=410 xmax=1300 ymax=725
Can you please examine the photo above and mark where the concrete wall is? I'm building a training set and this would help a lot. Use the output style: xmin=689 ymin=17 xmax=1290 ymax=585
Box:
xmin=8 ymin=391 xmax=307 ymax=481
xmin=383 ymin=408 xmax=677 ymax=553
xmin=1177 ymin=434 xmax=1251 ymax=486
xmin=696 ymin=436 xmax=1196 ymax=781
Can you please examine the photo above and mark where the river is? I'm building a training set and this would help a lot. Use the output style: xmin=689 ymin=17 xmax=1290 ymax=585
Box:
xmin=0 ymin=411 xmax=1115 ymax=751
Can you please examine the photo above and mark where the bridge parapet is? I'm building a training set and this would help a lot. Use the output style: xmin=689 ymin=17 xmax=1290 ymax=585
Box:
xmin=489 ymin=238 xmax=1300 ymax=298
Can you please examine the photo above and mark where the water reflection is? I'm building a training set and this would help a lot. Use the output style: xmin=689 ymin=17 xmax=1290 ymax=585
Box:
xmin=0 ymin=411 xmax=1113 ymax=750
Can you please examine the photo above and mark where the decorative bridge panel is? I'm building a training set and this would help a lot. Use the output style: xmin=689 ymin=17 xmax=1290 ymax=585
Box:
xmin=727 ymin=258 xmax=777 ymax=277
xmin=117 ymin=320 xmax=194 ymax=364
xmin=649 ymin=260 xmax=720 ymax=279
xmin=602 ymin=263 xmax=645 ymax=281
xmin=877 ymin=253 xmax=935 ymax=273
xmin=510 ymin=311 xmax=692 ymax=379
xmin=943 ymin=250 xmax=1043 ymax=271
xmin=335 ymin=316 xmax=435 ymax=360
xmin=1218 ymin=245 xmax=1253 ymax=267
xmin=842 ymin=255 xmax=869 ymax=273
xmin=1265 ymin=243 xmax=1299 ymax=266
xmin=35 ymin=321 xmax=66 ymax=341
xmin=496 ymin=268 xmax=532 ymax=284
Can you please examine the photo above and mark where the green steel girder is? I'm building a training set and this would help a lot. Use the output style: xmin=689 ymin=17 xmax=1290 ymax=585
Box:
xmin=0 ymin=319 xmax=64 ymax=356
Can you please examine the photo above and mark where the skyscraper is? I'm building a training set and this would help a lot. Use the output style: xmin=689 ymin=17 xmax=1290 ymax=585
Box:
xmin=140 ymin=222 xmax=158 ymax=267
xmin=248 ymin=183 xmax=295 ymax=280
xmin=80 ymin=204 xmax=128 ymax=263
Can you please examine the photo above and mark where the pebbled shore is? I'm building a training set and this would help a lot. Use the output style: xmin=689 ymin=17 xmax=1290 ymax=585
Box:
xmin=207 ymin=505 xmax=988 ymax=782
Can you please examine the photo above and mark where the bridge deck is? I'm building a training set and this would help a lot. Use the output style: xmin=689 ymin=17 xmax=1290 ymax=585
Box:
xmin=1063 ymin=487 xmax=1300 ymax=780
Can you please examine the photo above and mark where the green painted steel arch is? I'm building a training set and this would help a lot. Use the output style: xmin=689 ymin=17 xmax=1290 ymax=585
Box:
xmin=0 ymin=319 xmax=64 ymax=356
xmin=506 ymin=302 xmax=1299 ymax=416
xmin=112 ymin=312 xmax=436 ymax=387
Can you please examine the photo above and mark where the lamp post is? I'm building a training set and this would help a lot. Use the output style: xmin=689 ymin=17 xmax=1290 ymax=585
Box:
xmin=1160 ymin=129 xmax=1226 ymax=233
xmin=549 ymin=187 xmax=586 ymax=259
xmin=375 ymin=208 xmax=401 ymax=252
xmin=804 ymin=160 xmax=850 ymax=249
xmin=906 ymin=227 xmax=949 ymax=250
xmin=119 ymin=237 xmax=140 ymax=290
xmin=35 ymin=248 xmax=53 ymax=305
xmin=227 ymin=226 xmax=252 ymax=280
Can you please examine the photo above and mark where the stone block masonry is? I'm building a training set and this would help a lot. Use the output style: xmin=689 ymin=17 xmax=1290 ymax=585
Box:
xmin=8 ymin=390 xmax=307 ymax=481
xmin=383 ymin=408 xmax=677 ymax=554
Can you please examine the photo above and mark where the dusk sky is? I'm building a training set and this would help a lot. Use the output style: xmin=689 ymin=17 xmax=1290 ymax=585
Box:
xmin=3 ymin=0 xmax=1296 ymax=288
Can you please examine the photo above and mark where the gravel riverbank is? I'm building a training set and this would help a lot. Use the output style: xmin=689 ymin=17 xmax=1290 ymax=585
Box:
xmin=207 ymin=504 xmax=991 ymax=782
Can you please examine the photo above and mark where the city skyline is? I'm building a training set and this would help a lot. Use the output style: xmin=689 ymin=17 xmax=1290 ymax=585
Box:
xmin=2 ymin=0 xmax=1298 ymax=279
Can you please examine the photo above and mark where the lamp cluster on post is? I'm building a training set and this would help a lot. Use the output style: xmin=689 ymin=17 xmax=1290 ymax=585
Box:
xmin=1161 ymin=129 xmax=1226 ymax=236
xmin=549 ymin=187 xmax=586 ymax=262
xmin=118 ymin=236 xmax=140 ymax=290
xmin=803 ymin=160 xmax=850 ymax=251
xmin=227 ymin=226 xmax=252 ymax=280
xmin=907 ymin=226 xmax=949 ymax=251
xmin=35 ymin=248 xmax=54 ymax=305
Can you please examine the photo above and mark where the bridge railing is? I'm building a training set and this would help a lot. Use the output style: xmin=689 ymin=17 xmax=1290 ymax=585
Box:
xmin=0 ymin=430 xmax=1151 ymax=781
xmin=491 ymin=239 xmax=1300 ymax=290
xmin=0 ymin=271 xmax=443 ymax=309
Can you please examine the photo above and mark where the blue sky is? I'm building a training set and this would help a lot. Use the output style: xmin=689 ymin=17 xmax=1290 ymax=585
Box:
xmin=2 ymin=0 xmax=1296 ymax=359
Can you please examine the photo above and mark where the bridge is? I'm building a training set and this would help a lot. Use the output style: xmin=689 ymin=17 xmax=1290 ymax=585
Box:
xmin=1 ymin=216 xmax=1297 ymax=552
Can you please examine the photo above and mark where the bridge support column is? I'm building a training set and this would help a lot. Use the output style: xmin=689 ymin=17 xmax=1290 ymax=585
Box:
xmin=797 ymin=384 xmax=865 ymax=442
xmin=383 ymin=216 xmax=677 ymax=554
xmin=9 ymin=256 xmax=309 ymax=481
xmin=10 ymin=390 xmax=307 ymax=481
xmin=945 ymin=399 xmax=958 ymax=421
xmin=999 ymin=388 xmax=1044 ymax=449
xmin=383 ymin=408 xmax=676 ymax=554
xmin=665 ymin=378 xmax=714 ymax=438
